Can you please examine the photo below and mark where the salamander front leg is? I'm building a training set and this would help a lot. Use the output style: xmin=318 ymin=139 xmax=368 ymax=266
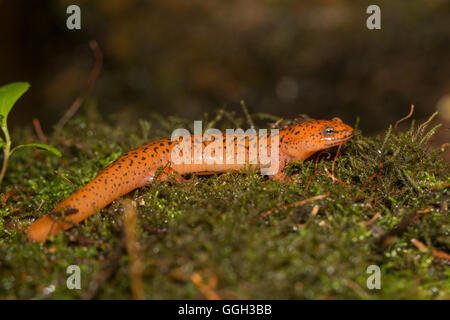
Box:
xmin=269 ymin=171 xmax=293 ymax=183
xmin=267 ymin=159 xmax=293 ymax=183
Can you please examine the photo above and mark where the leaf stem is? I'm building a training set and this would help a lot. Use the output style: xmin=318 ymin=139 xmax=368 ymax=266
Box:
xmin=0 ymin=123 xmax=11 ymax=183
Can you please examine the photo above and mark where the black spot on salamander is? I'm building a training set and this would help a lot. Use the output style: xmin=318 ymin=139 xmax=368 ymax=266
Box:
xmin=153 ymin=147 xmax=159 ymax=152
xmin=129 ymin=159 xmax=134 ymax=166
xmin=141 ymin=157 xmax=146 ymax=160
xmin=167 ymin=141 xmax=173 ymax=145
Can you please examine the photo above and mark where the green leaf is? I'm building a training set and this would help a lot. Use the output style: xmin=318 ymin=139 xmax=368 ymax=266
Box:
xmin=11 ymin=143 xmax=62 ymax=157
xmin=0 ymin=82 xmax=30 ymax=125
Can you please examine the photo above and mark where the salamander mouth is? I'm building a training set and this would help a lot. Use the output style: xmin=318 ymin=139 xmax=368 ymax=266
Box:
xmin=323 ymin=132 xmax=354 ymax=147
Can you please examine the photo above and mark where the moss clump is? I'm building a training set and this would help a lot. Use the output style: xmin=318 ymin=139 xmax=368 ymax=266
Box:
xmin=0 ymin=111 xmax=448 ymax=299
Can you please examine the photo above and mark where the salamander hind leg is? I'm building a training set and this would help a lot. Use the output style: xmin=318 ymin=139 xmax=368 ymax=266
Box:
xmin=150 ymin=164 xmax=187 ymax=184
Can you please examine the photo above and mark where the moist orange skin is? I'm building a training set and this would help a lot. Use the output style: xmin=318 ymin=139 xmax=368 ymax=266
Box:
xmin=28 ymin=118 xmax=353 ymax=242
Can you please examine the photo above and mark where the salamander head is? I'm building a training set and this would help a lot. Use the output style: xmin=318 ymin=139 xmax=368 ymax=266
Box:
xmin=281 ymin=118 xmax=354 ymax=161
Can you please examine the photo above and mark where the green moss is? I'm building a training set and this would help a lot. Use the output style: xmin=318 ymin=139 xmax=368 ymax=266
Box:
xmin=0 ymin=111 xmax=448 ymax=299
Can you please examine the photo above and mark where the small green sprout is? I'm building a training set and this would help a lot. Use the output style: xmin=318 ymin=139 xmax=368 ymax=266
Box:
xmin=0 ymin=82 xmax=61 ymax=183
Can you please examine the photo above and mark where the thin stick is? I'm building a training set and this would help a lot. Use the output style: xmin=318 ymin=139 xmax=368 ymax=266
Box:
xmin=306 ymin=151 xmax=330 ymax=191
xmin=123 ymin=199 xmax=144 ymax=300
xmin=410 ymin=206 xmax=433 ymax=222
xmin=344 ymin=279 xmax=371 ymax=299
xmin=310 ymin=205 xmax=320 ymax=217
xmin=240 ymin=100 xmax=254 ymax=128
xmin=37 ymin=199 xmax=45 ymax=211
xmin=261 ymin=192 xmax=330 ymax=217
xmin=87 ymin=40 xmax=103 ymax=91
xmin=191 ymin=272 xmax=221 ymax=300
xmin=322 ymin=143 xmax=347 ymax=188
xmin=323 ymin=166 xmax=348 ymax=188
xmin=364 ymin=213 xmax=380 ymax=227
xmin=411 ymin=238 xmax=450 ymax=261
xmin=356 ymin=161 xmax=383 ymax=197
xmin=54 ymin=170 xmax=76 ymax=187
xmin=56 ymin=40 xmax=103 ymax=130
xmin=331 ymin=143 xmax=342 ymax=177
xmin=32 ymin=118 xmax=47 ymax=143
xmin=428 ymin=183 xmax=450 ymax=191
xmin=394 ymin=104 xmax=414 ymax=131
xmin=377 ymin=206 xmax=434 ymax=247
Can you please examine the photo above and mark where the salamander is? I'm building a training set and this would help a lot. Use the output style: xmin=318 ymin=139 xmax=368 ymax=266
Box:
xmin=27 ymin=118 xmax=353 ymax=242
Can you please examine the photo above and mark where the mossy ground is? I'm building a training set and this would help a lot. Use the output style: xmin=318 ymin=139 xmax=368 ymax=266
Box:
xmin=0 ymin=109 xmax=448 ymax=299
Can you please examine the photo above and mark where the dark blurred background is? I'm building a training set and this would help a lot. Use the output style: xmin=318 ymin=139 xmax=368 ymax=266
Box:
xmin=1 ymin=0 xmax=450 ymax=135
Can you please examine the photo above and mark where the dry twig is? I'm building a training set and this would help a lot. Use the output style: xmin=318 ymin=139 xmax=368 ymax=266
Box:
xmin=411 ymin=238 xmax=450 ymax=262
xmin=56 ymin=40 xmax=103 ymax=130
xmin=190 ymin=272 xmax=221 ymax=300
xmin=123 ymin=199 xmax=144 ymax=300
xmin=394 ymin=104 xmax=414 ymax=132
xmin=32 ymin=118 xmax=47 ymax=143
xmin=261 ymin=192 xmax=330 ymax=217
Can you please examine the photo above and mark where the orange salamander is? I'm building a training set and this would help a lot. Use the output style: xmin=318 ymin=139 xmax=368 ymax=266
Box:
xmin=28 ymin=118 xmax=353 ymax=242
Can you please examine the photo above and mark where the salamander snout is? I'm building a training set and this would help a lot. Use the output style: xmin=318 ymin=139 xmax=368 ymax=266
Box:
xmin=281 ymin=118 xmax=354 ymax=161
xmin=318 ymin=118 xmax=354 ymax=147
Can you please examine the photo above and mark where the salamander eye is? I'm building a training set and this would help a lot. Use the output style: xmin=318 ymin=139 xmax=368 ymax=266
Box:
xmin=323 ymin=126 xmax=335 ymax=136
